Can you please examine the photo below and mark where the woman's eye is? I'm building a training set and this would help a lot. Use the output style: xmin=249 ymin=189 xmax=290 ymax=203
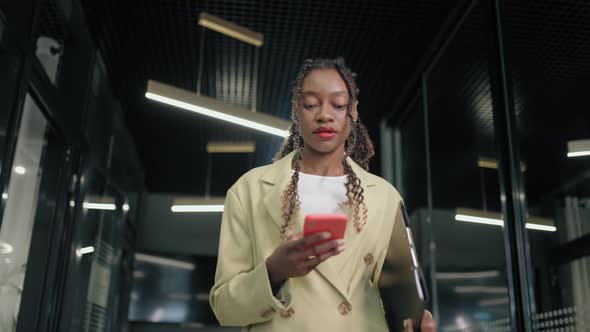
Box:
xmin=303 ymin=104 xmax=316 ymax=110
xmin=335 ymin=105 xmax=347 ymax=110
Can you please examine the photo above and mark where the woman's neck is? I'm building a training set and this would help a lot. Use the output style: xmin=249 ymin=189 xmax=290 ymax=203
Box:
xmin=298 ymin=147 xmax=346 ymax=176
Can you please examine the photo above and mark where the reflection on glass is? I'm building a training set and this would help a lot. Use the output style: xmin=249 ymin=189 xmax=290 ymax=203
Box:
xmin=59 ymin=172 xmax=128 ymax=332
xmin=0 ymin=94 xmax=49 ymax=331
xmin=506 ymin=2 xmax=590 ymax=330
xmin=128 ymin=253 xmax=218 ymax=326
xmin=423 ymin=3 xmax=512 ymax=331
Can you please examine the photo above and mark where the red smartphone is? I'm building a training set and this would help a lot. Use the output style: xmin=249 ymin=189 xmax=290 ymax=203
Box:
xmin=303 ymin=214 xmax=347 ymax=256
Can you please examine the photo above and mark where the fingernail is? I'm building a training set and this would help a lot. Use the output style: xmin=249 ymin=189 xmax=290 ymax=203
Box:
xmin=336 ymin=239 xmax=345 ymax=245
xmin=322 ymin=232 xmax=331 ymax=239
xmin=337 ymin=245 xmax=345 ymax=252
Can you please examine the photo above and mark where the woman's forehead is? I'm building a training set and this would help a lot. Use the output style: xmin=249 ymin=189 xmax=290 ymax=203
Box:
xmin=302 ymin=69 xmax=348 ymax=95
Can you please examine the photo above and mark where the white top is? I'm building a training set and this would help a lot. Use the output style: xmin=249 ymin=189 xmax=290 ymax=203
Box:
xmin=297 ymin=172 xmax=348 ymax=216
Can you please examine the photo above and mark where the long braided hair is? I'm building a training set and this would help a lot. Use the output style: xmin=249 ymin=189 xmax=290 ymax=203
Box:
xmin=273 ymin=57 xmax=375 ymax=240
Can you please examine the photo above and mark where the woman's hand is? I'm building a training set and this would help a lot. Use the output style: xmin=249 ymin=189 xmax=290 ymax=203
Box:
xmin=266 ymin=232 xmax=345 ymax=284
xmin=404 ymin=310 xmax=436 ymax=332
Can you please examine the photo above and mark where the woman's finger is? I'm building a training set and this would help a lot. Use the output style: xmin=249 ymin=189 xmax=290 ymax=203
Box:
xmin=403 ymin=319 xmax=413 ymax=332
xmin=287 ymin=232 xmax=303 ymax=241
xmin=295 ymin=232 xmax=331 ymax=250
xmin=299 ymin=239 xmax=343 ymax=259
xmin=421 ymin=310 xmax=436 ymax=332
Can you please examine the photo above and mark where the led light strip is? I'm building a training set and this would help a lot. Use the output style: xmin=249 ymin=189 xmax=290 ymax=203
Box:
xmin=171 ymin=205 xmax=224 ymax=213
xmin=145 ymin=80 xmax=290 ymax=137
xmin=455 ymin=208 xmax=556 ymax=232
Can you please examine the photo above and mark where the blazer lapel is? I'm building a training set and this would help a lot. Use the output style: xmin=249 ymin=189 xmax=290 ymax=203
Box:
xmin=260 ymin=151 xmax=377 ymax=301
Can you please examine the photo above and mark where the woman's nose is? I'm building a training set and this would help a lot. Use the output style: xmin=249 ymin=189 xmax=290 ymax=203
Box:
xmin=316 ymin=105 xmax=333 ymax=122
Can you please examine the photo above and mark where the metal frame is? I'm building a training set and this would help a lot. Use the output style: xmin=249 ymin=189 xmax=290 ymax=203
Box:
xmin=486 ymin=1 xmax=534 ymax=330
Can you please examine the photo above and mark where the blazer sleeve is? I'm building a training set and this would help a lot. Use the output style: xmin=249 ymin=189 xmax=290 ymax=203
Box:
xmin=209 ymin=188 xmax=290 ymax=326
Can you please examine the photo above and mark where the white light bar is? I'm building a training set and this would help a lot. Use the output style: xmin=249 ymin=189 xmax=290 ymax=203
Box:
xmin=525 ymin=223 xmax=556 ymax=232
xmin=479 ymin=297 xmax=509 ymax=307
xmin=172 ymin=205 xmax=224 ymax=213
xmin=146 ymin=80 xmax=290 ymax=137
xmin=567 ymin=139 xmax=590 ymax=158
xmin=436 ymin=271 xmax=500 ymax=280
xmin=14 ymin=166 xmax=26 ymax=175
xmin=0 ymin=241 xmax=13 ymax=254
xmin=198 ymin=12 xmax=264 ymax=47
xmin=454 ymin=286 xmax=508 ymax=294
xmin=455 ymin=208 xmax=556 ymax=232
xmin=455 ymin=214 xmax=504 ymax=227
xmin=171 ymin=197 xmax=225 ymax=213
xmin=83 ymin=202 xmax=116 ymax=210
xmin=135 ymin=253 xmax=195 ymax=270
xmin=76 ymin=246 xmax=95 ymax=256
xmin=567 ymin=151 xmax=590 ymax=157
xmin=207 ymin=141 xmax=256 ymax=153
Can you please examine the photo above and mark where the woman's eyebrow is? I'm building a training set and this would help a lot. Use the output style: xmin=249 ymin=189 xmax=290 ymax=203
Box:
xmin=301 ymin=90 xmax=348 ymax=96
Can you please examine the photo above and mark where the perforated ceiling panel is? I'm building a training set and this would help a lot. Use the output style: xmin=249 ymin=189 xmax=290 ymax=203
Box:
xmin=80 ymin=0 xmax=454 ymax=194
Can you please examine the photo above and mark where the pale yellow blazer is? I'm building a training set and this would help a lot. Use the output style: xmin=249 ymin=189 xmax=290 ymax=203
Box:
xmin=210 ymin=150 xmax=404 ymax=331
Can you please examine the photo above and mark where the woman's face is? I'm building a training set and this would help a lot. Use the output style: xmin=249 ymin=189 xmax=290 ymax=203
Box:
xmin=298 ymin=68 xmax=358 ymax=154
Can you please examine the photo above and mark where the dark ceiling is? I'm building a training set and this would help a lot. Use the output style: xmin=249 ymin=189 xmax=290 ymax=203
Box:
xmin=77 ymin=0 xmax=454 ymax=195
xmin=37 ymin=0 xmax=590 ymax=204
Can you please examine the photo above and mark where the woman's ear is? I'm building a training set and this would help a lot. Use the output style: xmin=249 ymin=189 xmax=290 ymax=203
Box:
xmin=352 ymin=100 xmax=359 ymax=122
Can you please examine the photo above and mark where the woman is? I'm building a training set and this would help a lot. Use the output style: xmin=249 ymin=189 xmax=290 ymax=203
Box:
xmin=209 ymin=57 xmax=436 ymax=331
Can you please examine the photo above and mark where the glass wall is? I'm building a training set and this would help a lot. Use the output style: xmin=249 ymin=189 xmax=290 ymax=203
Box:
xmin=0 ymin=93 xmax=51 ymax=331
xmin=59 ymin=166 xmax=127 ymax=332
xmin=506 ymin=2 xmax=590 ymax=331
xmin=426 ymin=2 xmax=513 ymax=330
xmin=390 ymin=1 xmax=590 ymax=331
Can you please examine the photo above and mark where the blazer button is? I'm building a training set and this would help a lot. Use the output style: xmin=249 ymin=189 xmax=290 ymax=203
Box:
xmin=364 ymin=253 xmax=374 ymax=265
xmin=338 ymin=301 xmax=352 ymax=315
xmin=280 ymin=307 xmax=295 ymax=318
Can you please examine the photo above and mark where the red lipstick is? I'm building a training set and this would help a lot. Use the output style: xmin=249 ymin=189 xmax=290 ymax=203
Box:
xmin=314 ymin=126 xmax=336 ymax=139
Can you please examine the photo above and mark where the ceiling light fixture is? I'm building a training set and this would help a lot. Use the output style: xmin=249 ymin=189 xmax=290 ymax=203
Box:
xmin=198 ymin=12 xmax=264 ymax=47
xmin=207 ymin=141 xmax=256 ymax=153
xmin=83 ymin=202 xmax=116 ymax=211
xmin=479 ymin=297 xmax=509 ymax=307
xmin=14 ymin=166 xmax=26 ymax=175
xmin=477 ymin=157 xmax=526 ymax=172
xmin=455 ymin=208 xmax=556 ymax=232
xmin=76 ymin=246 xmax=95 ymax=256
xmin=146 ymin=80 xmax=289 ymax=137
xmin=567 ymin=139 xmax=590 ymax=158
xmin=454 ymin=286 xmax=508 ymax=294
xmin=171 ymin=197 xmax=225 ymax=213
xmin=135 ymin=253 xmax=195 ymax=270
xmin=436 ymin=270 xmax=500 ymax=280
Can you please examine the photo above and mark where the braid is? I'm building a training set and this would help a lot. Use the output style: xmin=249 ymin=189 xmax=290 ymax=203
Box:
xmin=342 ymin=157 xmax=368 ymax=233
xmin=274 ymin=57 xmax=375 ymax=239
xmin=279 ymin=151 xmax=303 ymax=240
